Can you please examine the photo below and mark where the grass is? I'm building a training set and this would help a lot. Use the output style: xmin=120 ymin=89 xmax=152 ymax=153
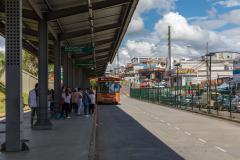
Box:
xmin=0 ymin=91 xmax=5 ymax=114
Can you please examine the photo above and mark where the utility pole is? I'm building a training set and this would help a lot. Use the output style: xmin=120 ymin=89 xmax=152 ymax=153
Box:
xmin=168 ymin=26 xmax=172 ymax=87
xmin=117 ymin=52 xmax=120 ymax=75
xmin=168 ymin=26 xmax=172 ymax=70
xmin=206 ymin=42 xmax=210 ymax=113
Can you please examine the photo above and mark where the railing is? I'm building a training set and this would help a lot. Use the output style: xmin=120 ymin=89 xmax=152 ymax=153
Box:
xmin=130 ymin=86 xmax=240 ymax=122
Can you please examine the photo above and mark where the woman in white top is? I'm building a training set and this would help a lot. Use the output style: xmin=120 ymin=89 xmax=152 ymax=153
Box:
xmin=88 ymin=89 xmax=96 ymax=115
xmin=61 ymin=88 xmax=71 ymax=118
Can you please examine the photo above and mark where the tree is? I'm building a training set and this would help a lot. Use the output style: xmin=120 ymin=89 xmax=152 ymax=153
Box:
xmin=0 ymin=51 xmax=5 ymax=78
xmin=22 ymin=50 xmax=38 ymax=76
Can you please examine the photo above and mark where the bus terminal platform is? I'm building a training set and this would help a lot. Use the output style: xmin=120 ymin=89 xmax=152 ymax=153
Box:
xmin=0 ymin=113 xmax=95 ymax=160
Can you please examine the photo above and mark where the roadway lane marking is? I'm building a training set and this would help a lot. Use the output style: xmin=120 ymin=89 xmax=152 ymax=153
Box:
xmin=154 ymin=117 xmax=159 ymax=119
xmin=215 ymin=146 xmax=227 ymax=153
xmin=198 ymin=138 xmax=207 ymax=143
xmin=167 ymin=123 xmax=171 ymax=126
xmin=160 ymin=120 xmax=165 ymax=122
xmin=174 ymin=127 xmax=180 ymax=130
xmin=184 ymin=131 xmax=191 ymax=136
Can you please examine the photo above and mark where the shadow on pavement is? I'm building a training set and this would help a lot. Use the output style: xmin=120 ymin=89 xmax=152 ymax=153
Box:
xmin=96 ymin=105 xmax=185 ymax=160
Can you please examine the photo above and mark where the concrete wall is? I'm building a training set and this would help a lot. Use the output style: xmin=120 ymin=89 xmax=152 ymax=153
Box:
xmin=0 ymin=71 xmax=38 ymax=93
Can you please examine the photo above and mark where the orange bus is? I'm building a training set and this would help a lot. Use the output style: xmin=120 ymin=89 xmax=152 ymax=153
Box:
xmin=96 ymin=77 xmax=121 ymax=104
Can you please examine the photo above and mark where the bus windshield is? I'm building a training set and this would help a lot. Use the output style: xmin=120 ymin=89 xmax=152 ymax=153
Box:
xmin=97 ymin=82 xmax=120 ymax=93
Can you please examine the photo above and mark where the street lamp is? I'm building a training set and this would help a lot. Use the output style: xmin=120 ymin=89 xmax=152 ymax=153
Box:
xmin=175 ymin=63 xmax=181 ymax=108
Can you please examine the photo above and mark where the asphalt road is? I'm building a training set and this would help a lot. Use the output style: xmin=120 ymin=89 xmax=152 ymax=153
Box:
xmin=96 ymin=95 xmax=240 ymax=160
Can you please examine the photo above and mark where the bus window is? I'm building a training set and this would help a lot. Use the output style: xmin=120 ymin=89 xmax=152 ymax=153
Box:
xmin=97 ymin=82 xmax=109 ymax=93
xmin=114 ymin=83 xmax=120 ymax=92
xmin=109 ymin=83 xmax=115 ymax=93
xmin=97 ymin=82 xmax=120 ymax=93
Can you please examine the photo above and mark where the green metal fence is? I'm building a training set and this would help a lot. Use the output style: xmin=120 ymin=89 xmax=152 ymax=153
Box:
xmin=130 ymin=85 xmax=240 ymax=121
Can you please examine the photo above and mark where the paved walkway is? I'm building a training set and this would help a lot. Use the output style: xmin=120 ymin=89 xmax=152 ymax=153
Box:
xmin=0 ymin=112 xmax=94 ymax=160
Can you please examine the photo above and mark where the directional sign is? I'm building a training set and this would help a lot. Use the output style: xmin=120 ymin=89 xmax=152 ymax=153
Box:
xmin=64 ymin=46 xmax=94 ymax=53
xmin=75 ymin=60 xmax=96 ymax=68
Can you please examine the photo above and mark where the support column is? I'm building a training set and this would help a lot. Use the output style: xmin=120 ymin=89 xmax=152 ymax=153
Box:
xmin=68 ymin=58 xmax=73 ymax=88
xmin=72 ymin=65 xmax=76 ymax=88
xmin=79 ymin=69 xmax=83 ymax=87
xmin=75 ymin=68 xmax=80 ymax=88
xmin=54 ymin=39 xmax=61 ymax=113
xmin=62 ymin=53 xmax=68 ymax=87
xmin=35 ymin=16 xmax=52 ymax=129
xmin=82 ymin=69 xmax=90 ymax=88
xmin=4 ymin=0 xmax=27 ymax=151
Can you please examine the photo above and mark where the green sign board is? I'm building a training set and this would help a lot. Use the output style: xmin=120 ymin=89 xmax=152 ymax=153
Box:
xmin=74 ymin=60 xmax=96 ymax=68
xmin=64 ymin=46 xmax=94 ymax=53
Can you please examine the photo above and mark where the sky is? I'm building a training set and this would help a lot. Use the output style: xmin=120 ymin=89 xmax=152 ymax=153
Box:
xmin=112 ymin=0 xmax=240 ymax=66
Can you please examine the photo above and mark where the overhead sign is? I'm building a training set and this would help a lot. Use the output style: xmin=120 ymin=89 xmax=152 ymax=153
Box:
xmin=64 ymin=46 xmax=94 ymax=53
xmin=75 ymin=60 xmax=95 ymax=68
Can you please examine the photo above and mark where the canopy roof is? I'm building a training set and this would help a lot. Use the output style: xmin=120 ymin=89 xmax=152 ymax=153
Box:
xmin=0 ymin=0 xmax=138 ymax=76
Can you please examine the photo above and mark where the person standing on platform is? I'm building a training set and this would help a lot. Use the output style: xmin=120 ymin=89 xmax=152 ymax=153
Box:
xmin=71 ymin=88 xmax=79 ymax=114
xmin=82 ymin=89 xmax=91 ymax=117
xmin=28 ymin=83 xmax=39 ymax=128
xmin=77 ymin=88 xmax=83 ymax=116
xmin=88 ymin=89 xmax=96 ymax=115
xmin=61 ymin=88 xmax=71 ymax=119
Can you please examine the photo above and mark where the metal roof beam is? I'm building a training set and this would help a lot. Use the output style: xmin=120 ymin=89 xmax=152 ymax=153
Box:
xmin=46 ymin=0 xmax=130 ymax=21
xmin=60 ymin=23 xmax=120 ymax=40
xmin=77 ymin=52 xmax=109 ymax=60
xmin=26 ymin=0 xmax=57 ymax=40
xmin=70 ymin=38 xmax=114 ymax=48
xmin=0 ymin=2 xmax=39 ymax=20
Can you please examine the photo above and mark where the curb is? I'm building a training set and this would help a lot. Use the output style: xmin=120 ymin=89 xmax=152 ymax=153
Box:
xmin=88 ymin=105 xmax=98 ymax=160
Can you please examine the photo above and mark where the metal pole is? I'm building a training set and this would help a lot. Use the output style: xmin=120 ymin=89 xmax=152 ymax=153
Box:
xmin=209 ymin=54 xmax=212 ymax=111
xmin=35 ymin=16 xmax=52 ymax=129
xmin=62 ymin=52 xmax=68 ymax=87
xmin=206 ymin=42 xmax=210 ymax=114
xmin=176 ymin=65 xmax=179 ymax=108
xmin=4 ymin=0 xmax=27 ymax=151
xmin=168 ymin=26 xmax=171 ymax=70
xmin=54 ymin=39 xmax=61 ymax=116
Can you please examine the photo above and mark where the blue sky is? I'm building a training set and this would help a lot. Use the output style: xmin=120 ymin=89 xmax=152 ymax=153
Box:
xmin=114 ymin=0 xmax=240 ymax=65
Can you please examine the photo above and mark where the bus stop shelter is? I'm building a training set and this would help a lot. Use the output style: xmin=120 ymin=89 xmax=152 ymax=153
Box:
xmin=0 ymin=0 xmax=138 ymax=151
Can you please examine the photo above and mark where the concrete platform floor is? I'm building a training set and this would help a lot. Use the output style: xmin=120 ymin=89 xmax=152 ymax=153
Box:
xmin=0 ymin=113 xmax=94 ymax=160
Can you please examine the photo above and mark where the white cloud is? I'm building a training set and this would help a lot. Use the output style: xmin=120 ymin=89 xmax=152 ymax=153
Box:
xmin=116 ymin=10 xmax=240 ymax=66
xmin=125 ymin=40 xmax=157 ymax=57
xmin=207 ymin=7 xmax=218 ymax=18
xmin=220 ymin=9 xmax=240 ymax=24
xmin=128 ymin=16 xmax=144 ymax=33
xmin=0 ymin=37 xmax=4 ymax=52
xmin=191 ymin=19 xmax=227 ymax=30
xmin=214 ymin=0 xmax=240 ymax=7
xmin=154 ymin=12 xmax=220 ymax=43
xmin=135 ymin=0 xmax=176 ymax=15
xmin=128 ymin=0 xmax=176 ymax=33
